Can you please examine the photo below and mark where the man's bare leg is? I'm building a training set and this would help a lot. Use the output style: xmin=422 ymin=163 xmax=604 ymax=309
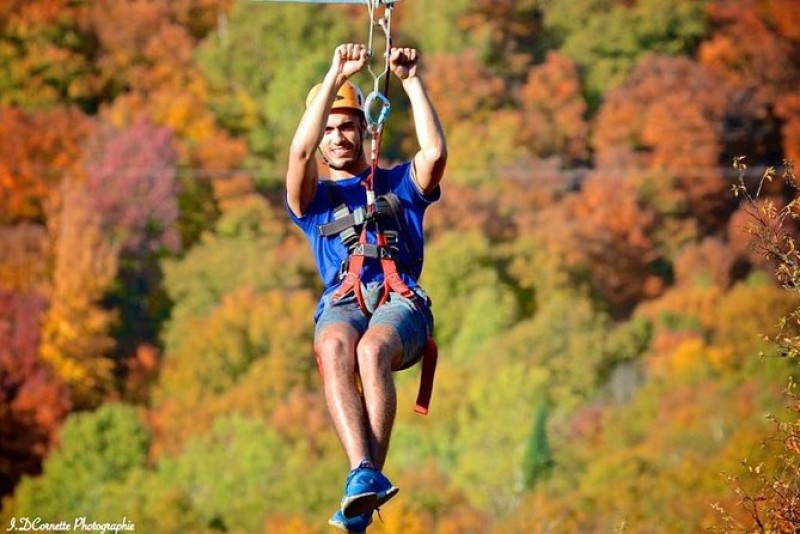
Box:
xmin=315 ymin=322 xmax=372 ymax=469
xmin=356 ymin=324 xmax=402 ymax=470
xmin=318 ymin=323 xmax=400 ymax=519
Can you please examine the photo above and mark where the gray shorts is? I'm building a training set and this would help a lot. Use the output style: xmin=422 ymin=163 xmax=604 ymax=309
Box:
xmin=315 ymin=282 xmax=434 ymax=370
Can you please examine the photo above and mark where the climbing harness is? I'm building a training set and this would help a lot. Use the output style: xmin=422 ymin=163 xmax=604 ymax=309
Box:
xmin=251 ymin=0 xmax=436 ymax=415
xmin=318 ymin=180 xmax=438 ymax=416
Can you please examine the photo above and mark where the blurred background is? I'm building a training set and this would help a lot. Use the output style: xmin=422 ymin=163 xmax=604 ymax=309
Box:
xmin=1 ymin=0 xmax=799 ymax=532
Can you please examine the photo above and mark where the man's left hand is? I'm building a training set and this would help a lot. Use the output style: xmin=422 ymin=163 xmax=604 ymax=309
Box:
xmin=389 ymin=47 xmax=418 ymax=81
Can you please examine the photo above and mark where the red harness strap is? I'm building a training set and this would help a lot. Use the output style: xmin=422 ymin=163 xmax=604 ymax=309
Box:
xmin=376 ymin=230 xmax=414 ymax=303
xmin=333 ymin=228 xmax=369 ymax=310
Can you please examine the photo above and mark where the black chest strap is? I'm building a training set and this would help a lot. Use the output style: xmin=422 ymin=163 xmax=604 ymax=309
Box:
xmin=318 ymin=193 xmax=401 ymax=241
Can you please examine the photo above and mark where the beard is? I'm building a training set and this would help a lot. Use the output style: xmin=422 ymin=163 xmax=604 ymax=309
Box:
xmin=323 ymin=143 xmax=365 ymax=172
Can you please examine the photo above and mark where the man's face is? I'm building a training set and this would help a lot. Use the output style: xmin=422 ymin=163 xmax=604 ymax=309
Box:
xmin=320 ymin=110 xmax=365 ymax=171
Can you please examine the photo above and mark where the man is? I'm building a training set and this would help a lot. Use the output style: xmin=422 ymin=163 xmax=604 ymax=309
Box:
xmin=285 ymin=42 xmax=446 ymax=533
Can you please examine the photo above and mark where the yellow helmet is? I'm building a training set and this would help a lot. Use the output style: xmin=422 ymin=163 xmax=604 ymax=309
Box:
xmin=305 ymin=80 xmax=364 ymax=114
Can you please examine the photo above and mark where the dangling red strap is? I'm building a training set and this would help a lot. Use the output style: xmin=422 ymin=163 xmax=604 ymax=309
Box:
xmin=414 ymin=337 xmax=438 ymax=415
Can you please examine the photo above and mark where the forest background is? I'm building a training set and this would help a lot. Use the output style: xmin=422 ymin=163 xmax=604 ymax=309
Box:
xmin=1 ymin=0 xmax=799 ymax=532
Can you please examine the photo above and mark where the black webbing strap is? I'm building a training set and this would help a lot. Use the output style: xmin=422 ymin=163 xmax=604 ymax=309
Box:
xmin=318 ymin=206 xmax=368 ymax=237
xmin=318 ymin=195 xmax=403 ymax=236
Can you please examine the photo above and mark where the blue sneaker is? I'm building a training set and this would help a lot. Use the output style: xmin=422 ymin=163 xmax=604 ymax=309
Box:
xmin=329 ymin=509 xmax=372 ymax=533
xmin=340 ymin=462 xmax=399 ymax=518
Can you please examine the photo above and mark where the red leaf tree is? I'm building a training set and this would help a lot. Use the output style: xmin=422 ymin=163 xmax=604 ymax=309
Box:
xmin=0 ymin=290 xmax=71 ymax=500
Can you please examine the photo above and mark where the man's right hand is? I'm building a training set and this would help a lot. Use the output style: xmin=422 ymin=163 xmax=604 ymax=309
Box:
xmin=332 ymin=43 xmax=368 ymax=81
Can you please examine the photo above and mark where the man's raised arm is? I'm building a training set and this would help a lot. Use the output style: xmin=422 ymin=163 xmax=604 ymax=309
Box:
xmin=390 ymin=47 xmax=447 ymax=196
xmin=286 ymin=43 xmax=367 ymax=217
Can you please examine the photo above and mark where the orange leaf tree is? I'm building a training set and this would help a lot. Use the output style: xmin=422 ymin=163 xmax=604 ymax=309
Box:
xmin=0 ymin=106 xmax=91 ymax=224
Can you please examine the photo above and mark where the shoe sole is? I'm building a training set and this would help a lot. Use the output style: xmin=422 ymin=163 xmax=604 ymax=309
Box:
xmin=328 ymin=518 xmax=367 ymax=534
xmin=341 ymin=485 xmax=399 ymax=518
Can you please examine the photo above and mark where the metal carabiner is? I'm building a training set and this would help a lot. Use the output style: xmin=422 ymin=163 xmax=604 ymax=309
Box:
xmin=364 ymin=90 xmax=391 ymax=130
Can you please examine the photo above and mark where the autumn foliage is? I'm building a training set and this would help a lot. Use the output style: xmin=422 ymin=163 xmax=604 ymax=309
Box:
xmin=1 ymin=0 xmax=799 ymax=532
xmin=0 ymin=291 xmax=70 ymax=500
xmin=0 ymin=106 xmax=91 ymax=224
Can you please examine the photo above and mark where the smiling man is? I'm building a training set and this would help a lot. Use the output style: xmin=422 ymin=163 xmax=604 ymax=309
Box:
xmin=285 ymin=42 xmax=446 ymax=533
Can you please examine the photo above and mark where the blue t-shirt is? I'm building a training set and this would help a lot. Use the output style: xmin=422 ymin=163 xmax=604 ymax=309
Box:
xmin=287 ymin=162 xmax=440 ymax=319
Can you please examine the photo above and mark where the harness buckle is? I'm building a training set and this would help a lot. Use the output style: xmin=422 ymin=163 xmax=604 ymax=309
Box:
xmin=353 ymin=207 xmax=366 ymax=226
xmin=337 ymin=259 xmax=349 ymax=280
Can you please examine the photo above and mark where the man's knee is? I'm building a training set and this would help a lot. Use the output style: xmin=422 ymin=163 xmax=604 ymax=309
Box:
xmin=356 ymin=328 xmax=400 ymax=373
xmin=315 ymin=326 xmax=357 ymax=375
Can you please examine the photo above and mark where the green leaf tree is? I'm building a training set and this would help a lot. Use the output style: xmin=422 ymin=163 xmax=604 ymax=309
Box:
xmin=543 ymin=0 xmax=710 ymax=106
xmin=196 ymin=2 xmax=352 ymax=177
xmin=12 ymin=403 xmax=150 ymax=522
xmin=521 ymin=399 xmax=554 ymax=491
